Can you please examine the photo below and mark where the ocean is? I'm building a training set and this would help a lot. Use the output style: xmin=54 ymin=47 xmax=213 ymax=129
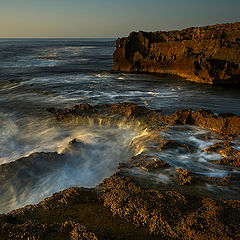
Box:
xmin=0 ymin=38 xmax=240 ymax=213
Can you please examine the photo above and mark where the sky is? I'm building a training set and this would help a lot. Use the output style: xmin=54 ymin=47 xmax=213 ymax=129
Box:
xmin=0 ymin=0 xmax=239 ymax=38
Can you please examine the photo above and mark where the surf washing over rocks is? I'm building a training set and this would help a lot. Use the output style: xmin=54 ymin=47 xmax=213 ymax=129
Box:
xmin=0 ymin=37 xmax=239 ymax=214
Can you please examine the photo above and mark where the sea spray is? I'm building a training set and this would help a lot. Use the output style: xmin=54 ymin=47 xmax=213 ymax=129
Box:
xmin=0 ymin=117 xmax=145 ymax=213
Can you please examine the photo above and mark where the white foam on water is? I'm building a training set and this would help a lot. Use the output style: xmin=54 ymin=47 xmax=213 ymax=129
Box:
xmin=0 ymin=116 xmax=146 ymax=213
xmin=38 ymin=46 xmax=96 ymax=58
xmin=143 ymin=125 xmax=240 ymax=178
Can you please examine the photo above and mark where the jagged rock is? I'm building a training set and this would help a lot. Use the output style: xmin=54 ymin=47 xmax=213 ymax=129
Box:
xmin=0 ymin=185 xmax=159 ymax=240
xmin=138 ymin=159 xmax=170 ymax=172
xmin=176 ymin=168 xmax=193 ymax=185
xmin=0 ymin=171 xmax=240 ymax=239
xmin=205 ymin=141 xmax=240 ymax=167
xmin=157 ymin=140 xmax=191 ymax=152
xmin=216 ymin=157 xmax=240 ymax=168
xmin=0 ymin=221 xmax=98 ymax=240
xmin=204 ymin=141 xmax=238 ymax=156
xmin=121 ymin=154 xmax=170 ymax=172
xmin=109 ymin=102 xmax=152 ymax=118
xmin=72 ymin=103 xmax=97 ymax=113
xmin=100 ymin=174 xmax=240 ymax=239
xmin=112 ymin=22 xmax=240 ymax=85
xmin=207 ymin=175 xmax=240 ymax=186
xmin=47 ymin=103 xmax=240 ymax=137
xmin=165 ymin=108 xmax=194 ymax=125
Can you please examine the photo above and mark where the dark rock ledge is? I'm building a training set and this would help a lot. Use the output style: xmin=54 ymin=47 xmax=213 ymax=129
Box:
xmin=112 ymin=22 xmax=240 ymax=85
xmin=0 ymin=103 xmax=240 ymax=239
xmin=47 ymin=102 xmax=240 ymax=138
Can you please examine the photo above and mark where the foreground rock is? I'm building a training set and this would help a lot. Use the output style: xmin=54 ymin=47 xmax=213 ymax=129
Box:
xmin=101 ymin=174 xmax=240 ymax=239
xmin=0 ymin=186 xmax=160 ymax=240
xmin=0 ymin=174 xmax=240 ymax=240
xmin=112 ymin=22 xmax=240 ymax=85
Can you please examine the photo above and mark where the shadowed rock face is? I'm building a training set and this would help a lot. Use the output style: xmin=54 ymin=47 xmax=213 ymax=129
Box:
xmin=112 ymin=22 xmax=240 ymax=85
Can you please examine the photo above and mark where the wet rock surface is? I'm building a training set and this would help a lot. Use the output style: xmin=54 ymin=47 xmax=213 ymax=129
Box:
xmin=176 ymin=168 xmax=193 ymax=185
xmin=47 ymin=102 xmax=240 ymax=137
xmin=119 ymin=154 xmax=170 ymax=172
xmin=0 ymin=152 xmax=65 ymax=202
xmin=205 ymin=141 xmax=240 ymax=167
xmin=112 ymin=22 xmax=240 ymax=85
xmin=157 ymin=139 xmax=192 ymax=152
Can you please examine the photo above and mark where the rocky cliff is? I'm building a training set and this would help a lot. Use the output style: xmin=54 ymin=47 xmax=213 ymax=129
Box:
xmin=112 ymin=22 xmax=240 ymax=84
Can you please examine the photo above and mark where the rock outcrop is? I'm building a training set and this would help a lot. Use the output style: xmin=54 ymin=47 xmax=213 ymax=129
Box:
xmin=205 ymin=141 xmax=240 ymax=167
xmin=47 ymin=103 xmax=240 ymax=137
xmin=1 ymin=174 xmax=239 ymax=239
xmin=112 ymin=22 xmax=240 ymax=85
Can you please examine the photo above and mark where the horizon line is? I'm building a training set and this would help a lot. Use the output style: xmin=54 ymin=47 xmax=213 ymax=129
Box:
xmin=1 ymin=21 xmax=239 ymax=40
xmin=0 ymin=37 xmax=117 ymax=39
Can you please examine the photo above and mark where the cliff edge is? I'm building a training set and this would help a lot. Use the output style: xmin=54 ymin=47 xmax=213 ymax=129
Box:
xmin=112 ymin=22 xmax=240 ymax=85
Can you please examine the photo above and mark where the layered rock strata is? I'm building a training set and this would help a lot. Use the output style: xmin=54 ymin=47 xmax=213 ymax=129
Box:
xmin=112 ymin=22 xmax=240 ymax=85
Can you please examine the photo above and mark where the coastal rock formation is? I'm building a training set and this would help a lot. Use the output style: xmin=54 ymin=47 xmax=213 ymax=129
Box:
xmin=119 ymin=154 xmax=170 ymax=172
xmin=176 ymin=168 xmax=193 ymax=185
xmin=157 ymin=139 xmax=191 ymax=152
xmin=1 ymin=174 xmax=239 ymax=239
xmin=101 ymin=174 xmax=240 ymax=239
xmin=112 ymin=22 xmax=240 ymax=85
xmin=0 ymin=185 xmax=160 ymax=240
xmin=47 ymin=102 xmax=240 ymax=137
xmin=205 ymin=141 xmax=240 ymax=167
xmin=0 ymin=221 xmax=98 ymax=240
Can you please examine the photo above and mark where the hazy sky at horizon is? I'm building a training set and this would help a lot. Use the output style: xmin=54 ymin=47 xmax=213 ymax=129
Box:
xmin=0 ymin=0 xmax=239 ymax=38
